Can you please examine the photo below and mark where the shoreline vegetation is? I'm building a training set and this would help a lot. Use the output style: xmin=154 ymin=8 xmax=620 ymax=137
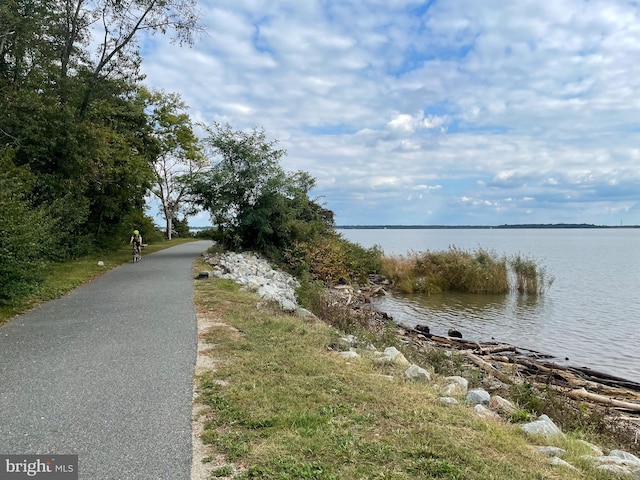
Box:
xmin=381 ymin=248 xmax=554 ymax=295
xmin=193 ymin=246 xmax=640 ymax=479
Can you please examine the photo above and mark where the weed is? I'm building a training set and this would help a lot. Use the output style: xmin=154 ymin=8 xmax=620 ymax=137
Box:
xmin=210 ymin=465 xmax=234 ymax=477
xmin=242 ymin=458 xmax=335 ymax=480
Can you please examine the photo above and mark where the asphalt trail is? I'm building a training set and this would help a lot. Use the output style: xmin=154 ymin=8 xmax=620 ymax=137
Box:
xmin=0 ymin=241 xmax=212 ymax=479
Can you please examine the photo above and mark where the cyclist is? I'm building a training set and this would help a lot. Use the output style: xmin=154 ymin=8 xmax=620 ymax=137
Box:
xmin=129 ymin=230 xmax=143 ymax=258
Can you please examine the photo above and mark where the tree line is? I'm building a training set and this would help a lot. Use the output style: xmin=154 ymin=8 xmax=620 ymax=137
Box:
xmin=1 ymin=1 xmax=367 ymax=302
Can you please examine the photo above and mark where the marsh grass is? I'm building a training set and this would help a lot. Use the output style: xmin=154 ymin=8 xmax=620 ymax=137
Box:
xmin=510 ymin=255 xmax=555 ymax=294
xmin=0 ymin=238 xmax=197 ymax=324
xmin=382 ymin=247 xmax=553 ymax=296
xmin=193 ymin=270 xmax=604 ymax=479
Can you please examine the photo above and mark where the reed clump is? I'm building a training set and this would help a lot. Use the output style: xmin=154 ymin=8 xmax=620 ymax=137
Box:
xmin=510 ymin=254 xmax=555 ymax=294
xmin=382 ymin=247 xmax=552 ymax=295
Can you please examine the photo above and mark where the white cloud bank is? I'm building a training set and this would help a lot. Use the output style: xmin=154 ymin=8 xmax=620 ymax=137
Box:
xmin=142 ymin=0 xmax=640 ymax=226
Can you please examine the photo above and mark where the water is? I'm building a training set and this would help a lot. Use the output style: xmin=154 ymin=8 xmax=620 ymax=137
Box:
xmin=338 ymin=228 xmax=640 ymax=384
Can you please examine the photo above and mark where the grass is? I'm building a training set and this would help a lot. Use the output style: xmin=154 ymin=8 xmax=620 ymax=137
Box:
xmin=193 ymin=263 xmax=612 ymax=479
xmin=0 ymin=238 xmax=198 ymax=324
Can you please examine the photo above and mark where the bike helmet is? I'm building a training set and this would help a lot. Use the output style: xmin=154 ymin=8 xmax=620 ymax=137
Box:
xmin=133 ymin=230 xmax=139 ymax=235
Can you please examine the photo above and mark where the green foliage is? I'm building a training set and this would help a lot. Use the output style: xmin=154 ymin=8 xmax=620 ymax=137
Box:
xmin=284 ymin=233 xmax=383 ymax=285
xmin=0 ymin=0 xmax=202 ymax=261
xmin=142 ymin=88 xmax=206 ymax=239
xmin=193 ymin=227 xmax=222 ymax=241
xmin=243 ymin=458 xmax=336 ymax=480
xmin=190 ymin=123 xmax=336 ymax=258
xmin=172 ymin=217 xmax=191 ymax=238
xmin=0 ymin=153 xmax=57 ymax=300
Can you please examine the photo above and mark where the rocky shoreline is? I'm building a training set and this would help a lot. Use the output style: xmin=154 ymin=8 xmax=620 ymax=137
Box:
xmin=200 ymin=250 xmax=640 ymax=478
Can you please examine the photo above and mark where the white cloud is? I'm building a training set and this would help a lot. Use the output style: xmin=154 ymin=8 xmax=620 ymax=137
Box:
xmin=140 ymin=0 xmax=640 ymax=226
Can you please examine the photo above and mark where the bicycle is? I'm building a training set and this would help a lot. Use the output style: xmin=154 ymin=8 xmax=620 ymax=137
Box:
xmin=132 ymin=244 xmax=142 ymax=263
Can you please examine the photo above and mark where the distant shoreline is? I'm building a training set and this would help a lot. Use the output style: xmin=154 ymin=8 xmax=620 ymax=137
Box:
xmin=189 ymin=224 xmax=640 ymax=231
xmin=336 ymin=223 xmax=640 ymax=230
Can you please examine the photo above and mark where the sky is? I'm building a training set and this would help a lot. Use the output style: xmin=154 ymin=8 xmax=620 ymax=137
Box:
xmin=140 ymin=0 xmax=640 ymax=227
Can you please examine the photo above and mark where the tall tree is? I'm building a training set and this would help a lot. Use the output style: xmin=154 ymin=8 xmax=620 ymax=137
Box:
xmin=0 ymin=0 xmax=204 ymax=255
xmin=190 ymin=123 xmax=334 ymax=254
xmin=143 ymin=88 xmax=206 ymax=239
xmin=191 ymin=123 xmax=287 ymax=233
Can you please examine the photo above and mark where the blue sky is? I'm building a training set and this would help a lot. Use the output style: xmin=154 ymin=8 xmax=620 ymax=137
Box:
xmin=141 ymin=0 xmax=640 ymax=226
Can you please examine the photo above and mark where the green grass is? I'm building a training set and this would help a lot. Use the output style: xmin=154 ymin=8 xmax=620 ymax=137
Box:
xmin=0 ymin=238 xmax=197 ymax=324
xmin=193 ymin=266 xmax=610 ymax=479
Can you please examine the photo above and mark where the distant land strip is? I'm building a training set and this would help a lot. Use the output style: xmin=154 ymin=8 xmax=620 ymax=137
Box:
xmin=336 ymin=223 xmax=640 ymax=229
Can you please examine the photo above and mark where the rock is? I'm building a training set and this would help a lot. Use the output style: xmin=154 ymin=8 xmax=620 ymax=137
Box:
xmin=414 ymin=324 xmax=430 ymax=336
xmin=474 ymin=404 xmax=501 ymax=420
xmin=438 ymin=397 xmax=459 ymax=405
xmin=376 ymin=347 xmax=410 ymax=366
xmin=294 ymin=307 xmax=315 ymax=318
xmin=97 ymin=261 xmax=105 ymax=267
xmin=521 ymin=414 xmax=563 ymax=439
xmin=338 ymin=335 xmax=358 ymax=348
xmin=279 ymin=298 xmax=297 ymax=312
xmin=549 ymin=457 xmax=578 ymax=470
xmin=442 ymin=376 xmax=468 ymax=396
xmin=206 ymin=251 xmax=300 ymax=312
xmin=337 ymin=351 xmax=360 ymax=360
xmin=404 ymin=364 xmax=431 ymax=382
xmin=575 ymin=439 xmax=603 ymax=457
xmin=447 ymin=328 xmax=462 ymax=338
xmin=597 ymin=464 xmax=640 ymax=478
xmin=608 ymin=450 xmax=640 ymax=467
xmin=466 ymin=388 xmax=490 ymax=405
xmin=489 ymin=395 xmax=516 ymax=415
xmin=534 ymin=446 xmax=566 ymax=458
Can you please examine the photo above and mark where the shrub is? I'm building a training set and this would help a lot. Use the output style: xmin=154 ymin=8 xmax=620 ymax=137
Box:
xmin=0 ymin=153 xmax=57 ymax=300
xmin=283 ymin=233 xmax=383 ymax=285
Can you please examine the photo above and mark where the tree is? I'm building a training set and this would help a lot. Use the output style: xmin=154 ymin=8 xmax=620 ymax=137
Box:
xmin=0 ymin=1 xmax=204 ymax=257
xmin=48 ymin=0 xmax=204 ymax=116
xmin=143 ymin=88 xmax=206 ymax=239
xmin=190 ymin=123 xmax=287 ymax=236
xmin=190 ymin=123 xmax=334 ymax=255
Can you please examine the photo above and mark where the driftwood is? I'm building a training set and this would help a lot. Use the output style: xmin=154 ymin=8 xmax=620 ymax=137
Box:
xmin=466 ymin=351 xmax=514 ymax=385
xmin=568 ymin=388 xmax=640 ymax=412
xmin=399 ymin=323 xmax=640 ymax=423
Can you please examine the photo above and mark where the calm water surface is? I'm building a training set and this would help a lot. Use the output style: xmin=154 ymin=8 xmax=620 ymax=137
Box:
xmin=338 ymin=228 xmax=640 ymax=384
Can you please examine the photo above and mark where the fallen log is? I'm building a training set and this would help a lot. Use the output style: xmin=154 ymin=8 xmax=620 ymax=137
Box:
xmin=479 ymin=344 xmax=517 ymax=355
xmin=568 ymin=388 xmax=640 ymax=413
xmin=466 ymin=351 xmax=513 ymax=385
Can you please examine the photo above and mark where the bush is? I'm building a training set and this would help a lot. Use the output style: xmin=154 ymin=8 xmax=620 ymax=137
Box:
xmin=283 ymin=233 xmax=383 ymax=285
xmin=0 ymin=153 xmax=57 ymax=300
xmin=194 ymin=227 xmax=223 ymax=241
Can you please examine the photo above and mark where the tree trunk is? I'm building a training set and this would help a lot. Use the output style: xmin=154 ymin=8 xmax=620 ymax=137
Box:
xmin=166 ymin=214 xmax=173 ymax=240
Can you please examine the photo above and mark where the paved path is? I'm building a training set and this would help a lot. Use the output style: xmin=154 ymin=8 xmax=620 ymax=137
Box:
xmin=0 ymin=241 xmax=212 ymax=479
